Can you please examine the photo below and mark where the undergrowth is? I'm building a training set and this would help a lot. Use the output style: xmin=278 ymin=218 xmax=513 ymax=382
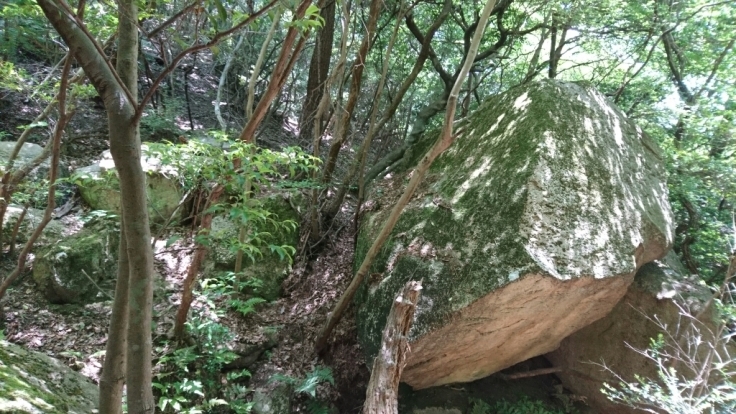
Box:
xmin=469 ymin=396 xmax=574 ymax=414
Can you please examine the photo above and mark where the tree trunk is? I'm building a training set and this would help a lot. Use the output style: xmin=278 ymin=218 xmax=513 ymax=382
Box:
xmin=112 ymin=1 xmax=156 ymax=412
xmin=99 ymin=225 xmax=129 ymax=414
xmin=364 ymin=90 xmax=449 ymax=183
xmin=323 ymin=4 xmax=407 ymax=220
xmin=298 ymin=0 xmax=335 ymax=144
xmin=172 ymin=186 xmax=224 ymax=339
xmin=238 ymin=0 xmax=313 ymax=142
xmin=363 ymin=281 xmax=422 ymax=414
xmin=35 ymin=0 xmax=152 ymax=410
xmin=174 ymin=1 xmax=315 ymax=339
xmin=0 ymin=53 xmax=72 ymax=301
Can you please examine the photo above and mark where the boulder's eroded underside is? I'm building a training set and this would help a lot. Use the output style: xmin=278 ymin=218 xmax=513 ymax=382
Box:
xmin=404 ymin=272 xmax=633 ymax=388
xmin=355 ymin=80 xmax=673 ymax=389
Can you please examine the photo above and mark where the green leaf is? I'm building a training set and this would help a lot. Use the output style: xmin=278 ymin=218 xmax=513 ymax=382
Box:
xmin=166 ymin=235 xmax=182 ymax=247
xmin=212 ymin=0 xmax=227 ymax=22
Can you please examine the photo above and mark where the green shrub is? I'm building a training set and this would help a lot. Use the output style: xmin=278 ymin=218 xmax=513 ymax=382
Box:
xmin=153 ymin=270 xmax=266 ymax=413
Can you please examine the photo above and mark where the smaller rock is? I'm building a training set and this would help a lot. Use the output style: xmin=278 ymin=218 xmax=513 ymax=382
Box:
xmin=32 ymin=222 xmax=119 ymax=304
xmin=252 ymin=383 xmax=293 ymax=414
xmin=226 ymin=329 xmax=278 ymax=371
xmin=0 ymin=142 xmax=50 ymax=181
xmin=2 ymin=205 xmax=64 ymax=245
xmin=0 ymin=340 xmax=99 ymax=413
xmin=74 ymin=147 xmax=182 ymax=224
xmin=547 ymin=251 xmax=730 ymax=414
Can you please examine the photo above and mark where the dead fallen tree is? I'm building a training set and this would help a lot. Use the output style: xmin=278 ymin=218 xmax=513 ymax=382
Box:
xmin=363 ymin=280 xmax=422 ymax=414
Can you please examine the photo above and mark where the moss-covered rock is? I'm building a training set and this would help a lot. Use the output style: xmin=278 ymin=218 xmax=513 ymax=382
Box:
xmin=2 ymin=205 xmax=64 ymax=245
xmin=209 ymin=194 xmax=300 ymax=301
xmin=74 ymin=147 xmax=182 ymax=224
xmin=0 ymin=340 xmax=98 ymax=413
xmin=0 ymin=142 xmax=51 ymax=182
xmin=355 ymin=80 xmax=674 ymax=389
xmin=252 ymin=382 xmax=293 ymax=414
xmin=32 ymin=222 xmax=119 ymax=304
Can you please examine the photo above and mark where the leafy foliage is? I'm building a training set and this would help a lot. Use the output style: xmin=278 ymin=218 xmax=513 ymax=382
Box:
xmin=146 ymin=134 xmax=319 ymax=263
xmin=271 ymin=366 xmax=335 ymax=413
xmin=154 ymin=307 xmax=253 ymax=412
xmin=200 ymin=270 xmax=267 ymax=317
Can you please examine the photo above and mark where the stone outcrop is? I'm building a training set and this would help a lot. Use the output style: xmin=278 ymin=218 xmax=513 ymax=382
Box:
xmin=355 ymin=80 xmax=674 ymax=389
xmin=0 ymin=340 xmax=98 ymax=413
xmin=74 ymin=147 xmax=182 ymax=224
xmin=546 ymin=252 xmax=726 ymax=413
xmin=32 ymin=222 xmax=119 ymax=304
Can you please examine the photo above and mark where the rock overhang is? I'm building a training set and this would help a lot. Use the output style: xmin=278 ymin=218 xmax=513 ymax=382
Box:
xmin=355 ymin=80 xmax=674 ymax=389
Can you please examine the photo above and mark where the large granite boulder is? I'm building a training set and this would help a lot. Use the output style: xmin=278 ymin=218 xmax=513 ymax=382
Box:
xmin=74 ymin=147 xmax=182 ymax=224
xmin=32 ymin=222 xmax=119 ymax=304
xmin=0 ymin=340 xmax=99 ymax=413
xmin=546 ymin=251 xmax=728 ymax=413
xmin=355 ymin=80 xmax=674 ymax=389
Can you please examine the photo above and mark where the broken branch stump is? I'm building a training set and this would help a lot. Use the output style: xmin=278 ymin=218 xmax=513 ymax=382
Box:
xmin=363 ymin=280 xmax=422 ymax=414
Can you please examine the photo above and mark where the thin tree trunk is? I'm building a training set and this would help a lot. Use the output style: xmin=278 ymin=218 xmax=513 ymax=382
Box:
xmin=298 ymin=0 xmax=335 ymax=144
xmin=323 ymin=4 xmax=404 ymax=219
xmin=246 ymin=8 xmax=282 ymax=121
xmin=307 ymin=0 xmax=351 ymax=245
xmin=238 ymin=0 xmax=313 ymax=142
xmin=113 ymin=0 xmax=155 ymax=412
xmin=174 ymin=2 xmax=314 ymax=338
xmin=315 ymin=0 xmax=498 ymax=353
xmin=174 ymin=1 xmax=320 ymax=337
xmin=235 ymin=8 xmax=283 ymax=272
xmin=172 ymin=185 xmax=224 ymax=339
xmin=364 ymin=90 xmax=449 ymax=183
xmin=363 ymin=280 xmax=422 ymax=414
xmin=99 ymin=224 xmax=129 ymax=414
xmin=34 ymin=0 xmax=151 ymax=411
xmin=522 ymin=23 xmax=548 ymax=84
xmin=6 ymin=204 xmax=28 ymax=256
xmin=216 ymin=41 xmax=235 ymax=127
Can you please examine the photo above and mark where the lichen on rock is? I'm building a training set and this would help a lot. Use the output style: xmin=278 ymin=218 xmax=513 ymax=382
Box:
xmin=355 ymin=80 xmax=674 ymax=389
xmin=32 ymin=222 xmax=119 ymax=304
